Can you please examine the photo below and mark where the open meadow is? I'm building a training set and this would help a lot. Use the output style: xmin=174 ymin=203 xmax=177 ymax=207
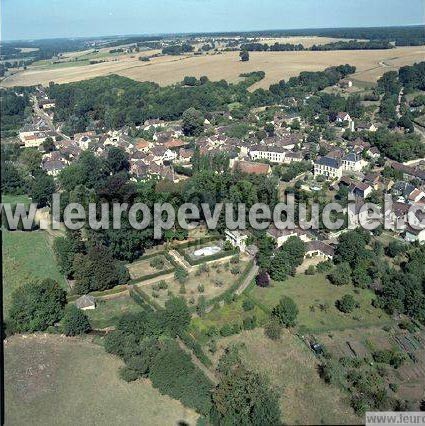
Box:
xmin=4 ymin=334 xmax=199 ymax=425
xmin=249 ymin=273 xmax=393 ymax=333
xmin=2 ymin=229 xmax=66 ymax=318
xmin=2 ymin=45 xmax=423 ymax=89
xmin=215 ymin=329 xmax=360 ymax=425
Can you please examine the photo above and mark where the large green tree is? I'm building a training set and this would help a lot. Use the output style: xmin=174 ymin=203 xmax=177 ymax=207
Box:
xmin=272 ymin=296 xmax=298 ymax=327
xmin=9 ymin=278 xmax=67 ymax=332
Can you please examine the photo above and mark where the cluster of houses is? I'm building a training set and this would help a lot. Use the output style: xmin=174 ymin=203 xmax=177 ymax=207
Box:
xmin=17 ymin=94 xmax=425 ymax=246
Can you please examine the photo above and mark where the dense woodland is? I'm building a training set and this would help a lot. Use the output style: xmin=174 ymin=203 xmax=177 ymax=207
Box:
xmin=46 ymin=65 xmax=355 ymax=135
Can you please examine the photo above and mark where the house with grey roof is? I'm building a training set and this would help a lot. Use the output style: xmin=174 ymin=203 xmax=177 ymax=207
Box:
xmin=314 ymin=156 xmax=343 ymax=180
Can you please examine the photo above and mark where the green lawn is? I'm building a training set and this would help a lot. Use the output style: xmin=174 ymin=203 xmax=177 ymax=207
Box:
xmin=2 ymin=230 xmax=66 ymax=317
xmin=1 ymin=194 xmax=31 ymax=206
xmin=249 ymin=273 xmax=392 ymax=333
xmin=85 ymin=296 xmax=142 ymax=329
xmin=4 ymin=334 xmax=199 ymax=425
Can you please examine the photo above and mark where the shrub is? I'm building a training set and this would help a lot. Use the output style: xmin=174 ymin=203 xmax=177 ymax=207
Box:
xmin=389 ymin=383 xmax=399 ymax=392
xmin=62 ymin=305 xmax=91 ymax=336
xmin=272 ymin=296 xmax=298 ymax=327
xmin=336 ymin=294 xmax=358 ymax=313
xmin=196 ymin=296 xmax=207 ymax=316
xmin=243 ymin=316 xmax=257 ymax=330
xmin=214 ymin=278 xmax=224 ymax=287
xmin=150 ymin=256 xmax=165 ymax=270
xmin=119 ymin=366 xmax=140 ymax=382
xmin=264 ymin=319 xmax=282 ymax=340
xmin=174 ymin=266 xmax=188 ymax=284
xmin=242 ymin=299 xmax=255 ymax=311
xmin=329 ymin=262 xmax=352 ymax=286
xmin=316 ymin=260 xmax=333 ymax=273
xmin=255 ymin=270 xmax=270 ymax=287
xmin=372 ymin=350 xmax=406 ymax=369
xmin=198 ymin=283 xmax=205 ymax=293
xmin=230 ymin=266 xmax=241 ymax=275
xmin=305 ymin=265 xmax=316 ymax=275
xmin=158 ymin=280 xmax=168 ymax=290
xmin=386 ymin=241 xmax=407 ymax=258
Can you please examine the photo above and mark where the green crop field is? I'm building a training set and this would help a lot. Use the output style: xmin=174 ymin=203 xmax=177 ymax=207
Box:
xmin=2 ymin=230 xmax=66 ymax=317
xmin=4 ymin=334 xmax=199 ymax=425
xmin=249 ymin=273 xmax=392 ymax=332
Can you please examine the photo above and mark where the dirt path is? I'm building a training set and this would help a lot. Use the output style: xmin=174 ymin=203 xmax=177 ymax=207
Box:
xmin=235 ymin=263 xmax=258 ymax=296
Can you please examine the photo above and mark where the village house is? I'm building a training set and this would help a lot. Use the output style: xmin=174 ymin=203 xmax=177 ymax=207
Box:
xmin=143 ymin=119 xmax=164 ymax=131
xmin=21 ymin=131 xmax=57 ymax=148
xmin=134 ymin=138 xmax=152 ymax=153
xmin=366 ymin=146 xmax=381 ymax=159
xmin=356 ymin=122 xmax=377 ymax=132
xmin=339 ymin=177 xmax=373 ymax=199
xmin=283 ymin=151 xmax=303 ymax=164
xmin=314 ymin=156 xmax=343 ymax=180
xmin=42 ymin=159 xmax=67 ymax=176
xmin=249 ymin=145 xmax=287 ymax=163
xmin=404 ymin=225 xmax=425 ymax=244
xmin=342 ymin=152 xmax=367 ymax=172
xmin=304 ymin=240 xmax=335 ymax=260
xmin=408 ymin=188 xmax=425 ymax=204
xmin=75 ymin=295 xmax=96 ymax=310
xmin=267 ymin=227 xmax=310 ymax=248
xmin=338 ymin=79 xmax=353 ymax=89
xmin=163 ymin=138 xmax=187 ymax=150
xmin=177 ymin=148 xmax=194 ymax=164
xmin=391 ymin=162 xmax=425 ymax=183
xmin=347 ymin=199 xmax=377 ymax=229
xmin=335 ymin=112 xmax=352 ymax=123
xmin=38 ymin=98 xmax=56 ymax=110
xmin=74 ymin=131 xmax=96 ymax=150
xmin=225 ymin=229 xmax=249 ymax=252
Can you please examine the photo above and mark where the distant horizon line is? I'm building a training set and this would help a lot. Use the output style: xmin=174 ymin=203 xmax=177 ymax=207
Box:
xmin=2 ymin=23 xmax=424 ymax=43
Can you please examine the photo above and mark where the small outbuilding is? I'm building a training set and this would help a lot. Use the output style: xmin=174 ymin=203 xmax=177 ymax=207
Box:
xmin=75 ymin=295 xmax=96 ymax=310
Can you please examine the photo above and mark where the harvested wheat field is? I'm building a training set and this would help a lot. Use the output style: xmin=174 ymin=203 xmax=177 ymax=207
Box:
xmin=1 ymin=46 xmax=423 ymax=89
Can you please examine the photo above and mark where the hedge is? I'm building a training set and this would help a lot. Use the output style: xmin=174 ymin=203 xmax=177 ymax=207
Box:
xmin=131 ymin=285 xmax=163 ymax=311
xmin=128 ymin=267 xmax=175 ymax=285
xmin=179 ymin=332 xmax=213 ymax=367
xmin=178 ymin=247 xmax=238 ymax=266
xmin=128 ymin=287 xmax=155 ymax=312
xmin=171 ymin=235 xmax=219 ymax=250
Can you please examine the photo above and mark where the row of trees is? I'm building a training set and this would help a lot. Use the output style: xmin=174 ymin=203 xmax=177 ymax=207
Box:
xmin=241 ymin=40 xmax=392 ymax=52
